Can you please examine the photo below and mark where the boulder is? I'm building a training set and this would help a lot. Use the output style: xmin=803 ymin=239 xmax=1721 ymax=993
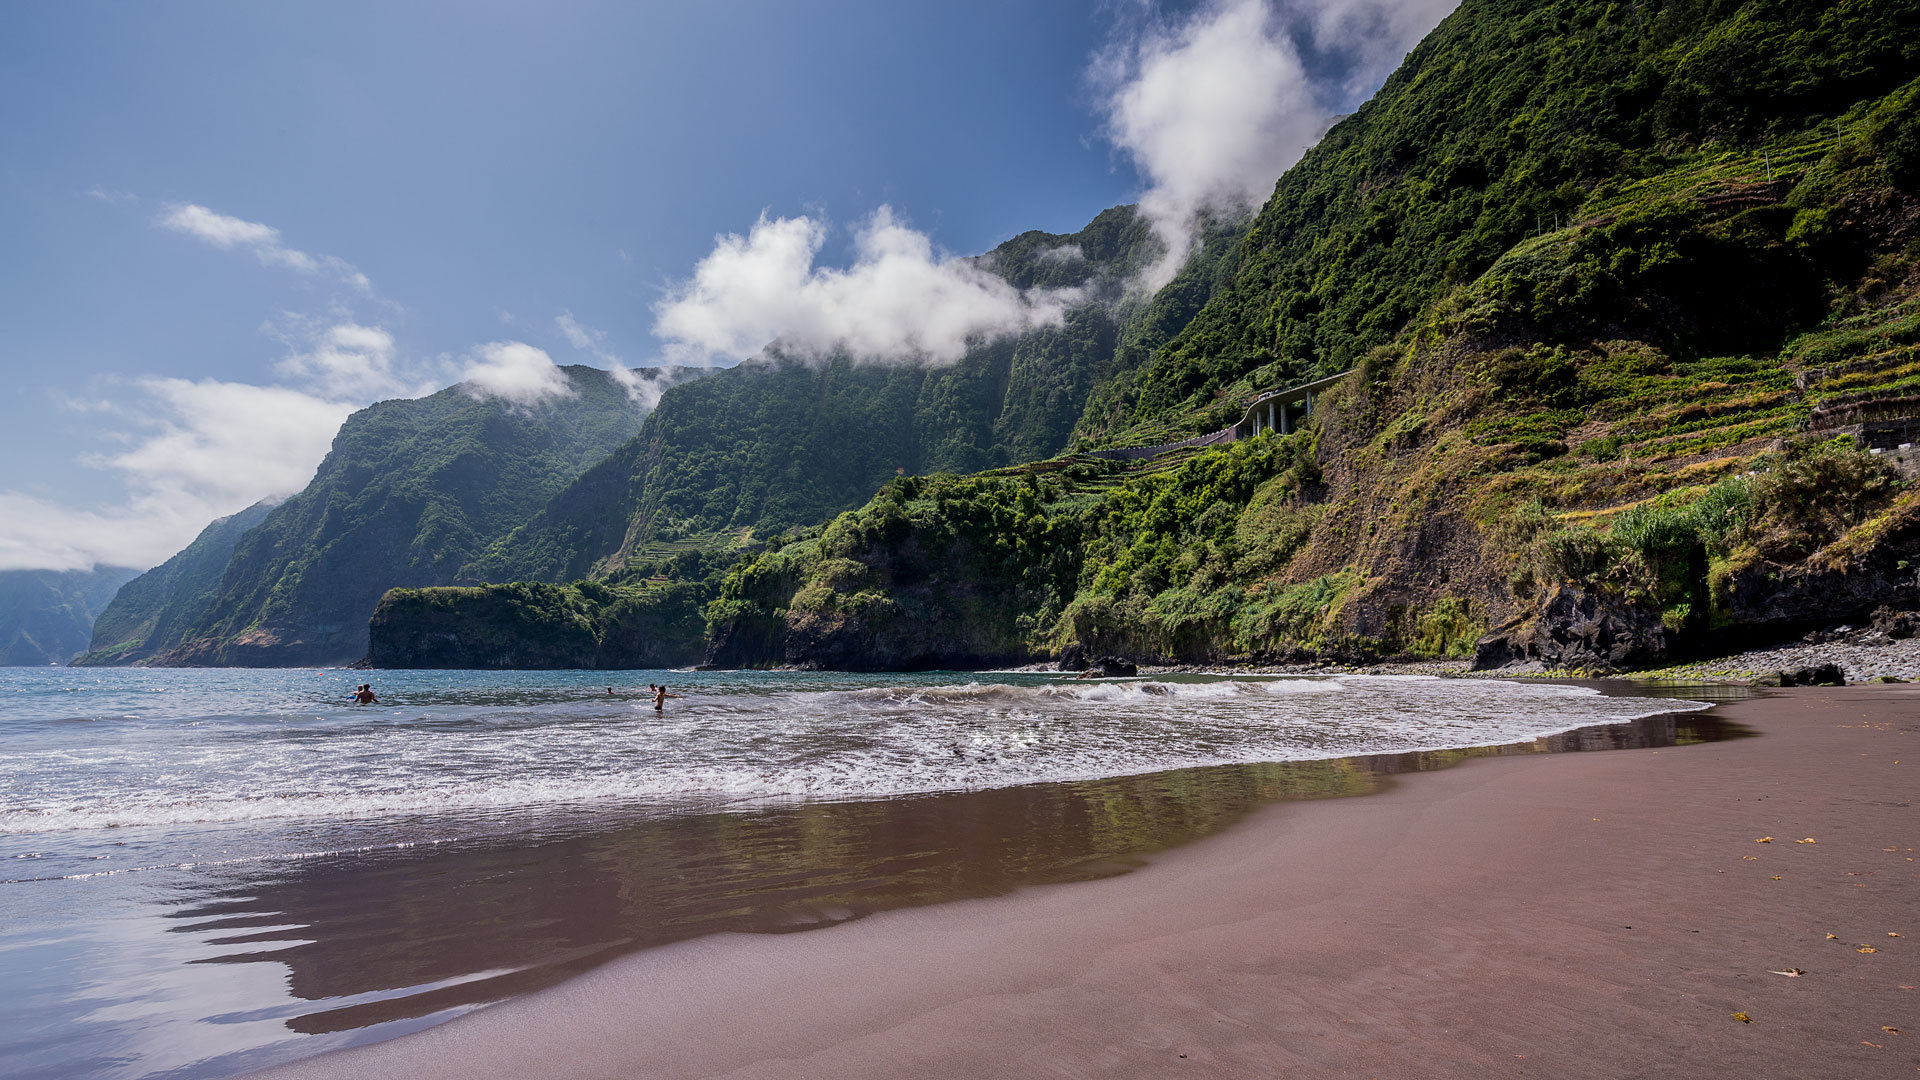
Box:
xmin=1871 ymin=607 xmax=1920 ymax=640
xmin=1470 ymin=631 xmax=1525 ymax=671
xmin=1778 ymin=663 xmax=1846 ymax=687
xmin=1469 ymin=587 xmax=1666 ymax=673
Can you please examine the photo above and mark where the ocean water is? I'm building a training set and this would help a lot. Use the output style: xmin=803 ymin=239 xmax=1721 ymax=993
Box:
xmin=0 ymin=667 xmax=1726 ymax=1079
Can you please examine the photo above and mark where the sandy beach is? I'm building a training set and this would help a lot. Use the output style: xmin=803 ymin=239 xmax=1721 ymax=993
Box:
xmin=262 ymin=685 xmax=1918 ymax=1079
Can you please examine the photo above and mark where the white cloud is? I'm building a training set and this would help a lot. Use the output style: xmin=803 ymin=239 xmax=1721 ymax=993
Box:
xmin=555 ymin=311 xmax=615 ymax=363
xmin=553 ymin=312 xmax=673 ymax=408
xmin=459 ymin=341 xmax=577 ymax=407
xmin=1308 ymin=0 xmax=1461 ymax=98
xmin=0 ymin=379 xmax=352 ymax=571
xmin=653 ymin=207 xmax=1080 ymax=366
xmin=157 ymin=203 xmax=374 ymax=293
xmin=609 ymin=365 xmax=675 ymax=409
xmin=93 ymin=378 xmax=355 ymax=509
xmin=1097 ymin=0 xmax=1457 ymax=288
xmin=274 ymin=322 xmax=413 ymax=401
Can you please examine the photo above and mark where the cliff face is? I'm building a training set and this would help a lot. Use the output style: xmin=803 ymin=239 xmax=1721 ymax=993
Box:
xmin=368 ymin=581 xmax=708 ymax=670
xmin=74 ymin=501 xmax=275 ymax=665
xmin=464 ymin=206 xmax=1244 ymax=585
xmin=139 ymin=367 xmax=661 ymax=667
xmin=0 ymin=566 xmax=140 ymax=666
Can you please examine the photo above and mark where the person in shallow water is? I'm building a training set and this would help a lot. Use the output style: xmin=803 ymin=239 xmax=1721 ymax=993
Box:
xmin=652 ymin=684 xmax=680 ymax=712
xmin=352 ymin=684 xmax=379 ymax=705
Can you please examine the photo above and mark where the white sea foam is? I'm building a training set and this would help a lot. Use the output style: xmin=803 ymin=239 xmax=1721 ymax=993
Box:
xmin=0 ymin=674 xmax=1707 ymax=837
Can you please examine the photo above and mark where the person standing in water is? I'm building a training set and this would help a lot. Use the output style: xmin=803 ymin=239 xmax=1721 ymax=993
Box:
xmin=352 ymin=684 xmax=379 ymax=704
xmin=652 ymin=684 xmax=680 ymax=712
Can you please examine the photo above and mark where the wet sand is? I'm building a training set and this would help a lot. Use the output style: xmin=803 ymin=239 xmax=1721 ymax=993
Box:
xmin=263 ymin=686 xmax=1918 ymax=1079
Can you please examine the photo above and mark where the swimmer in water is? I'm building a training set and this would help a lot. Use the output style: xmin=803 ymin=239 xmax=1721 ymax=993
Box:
xmin=652 ymin=684 xmax=680 ymax=712
xmin=352 ymin=683 xmax=379 ymax=704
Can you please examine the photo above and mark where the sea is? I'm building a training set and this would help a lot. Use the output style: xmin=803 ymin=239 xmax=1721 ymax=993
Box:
xmin=0 ymin=666 xmax=1743 ymax=1080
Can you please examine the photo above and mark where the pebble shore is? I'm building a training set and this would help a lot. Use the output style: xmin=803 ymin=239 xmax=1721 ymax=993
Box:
xmin=1136 ymin=632 xmax=1920 ymax=685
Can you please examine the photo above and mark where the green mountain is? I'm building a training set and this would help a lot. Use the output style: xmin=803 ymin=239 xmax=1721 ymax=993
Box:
xmin=375 ymin=0 xmax=1920 ymax=674
xmin=74 ymin=500 xmax=276 ymax=665
xmin=464 ymin=206 xmax=1240 ymax=585
xmin=692 ymin=0 xmax=1920 ymax=672
xmin=1100 ymin=0 xmax=1920 ymax=440
xmin=128 ymin=366 xmax=665 ymax=666
xmin=0 ymin=566 xmax=140 ymax=666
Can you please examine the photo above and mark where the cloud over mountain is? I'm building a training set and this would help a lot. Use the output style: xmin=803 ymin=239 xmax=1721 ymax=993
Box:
xmin=460 ymin=342 xmax=578 ymax=406
xmin=0 ymin=379 xmax=352 ymax=571
xmin=1096 ymin=0 xmax=1457 ymax=288
xmin=652 ymin=207 xmax=1081 ymax=366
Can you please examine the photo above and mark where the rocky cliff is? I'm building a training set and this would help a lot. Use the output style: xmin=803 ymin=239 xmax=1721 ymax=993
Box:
xmin=125 ymin=367 xmax=664 ymax=667
xmin=74 ymin=500 xmax=275 ymax=665
xmin=368 ymin=580 xmax=708 ymax=670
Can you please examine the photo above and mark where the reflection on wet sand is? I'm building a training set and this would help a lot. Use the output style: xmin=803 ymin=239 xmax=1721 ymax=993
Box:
xmin=170 ymin=705 xmax=1748 ymax=1046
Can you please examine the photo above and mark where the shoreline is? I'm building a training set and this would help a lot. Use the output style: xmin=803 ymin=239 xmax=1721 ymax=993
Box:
xmin=260 ymin=685 xmax=1918 ymax=1079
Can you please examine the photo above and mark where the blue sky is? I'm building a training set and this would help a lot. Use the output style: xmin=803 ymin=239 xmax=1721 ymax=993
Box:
xmin=0 ymin=0 xmax=1454 ymax=570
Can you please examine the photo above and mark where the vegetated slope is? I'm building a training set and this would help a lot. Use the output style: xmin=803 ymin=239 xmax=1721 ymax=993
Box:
xmin=698 ymin=0 xmax=1920 ymax=672
xmin=74 ymin=500 xmax=275 ymax=665
xmin=0 ymin=566 xmax=140 ymax=666
xmin=153 ymin=367 xmax=661 ymax=666
xmin=1093 ymin=0 xmax=1920 ymax=443
xmin=465 ymin=206 xmax=1245 ymax=585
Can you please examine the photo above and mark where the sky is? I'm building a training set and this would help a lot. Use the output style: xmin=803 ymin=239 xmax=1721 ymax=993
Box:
xmin=0 ymin=0 xmax=1456 ymax=572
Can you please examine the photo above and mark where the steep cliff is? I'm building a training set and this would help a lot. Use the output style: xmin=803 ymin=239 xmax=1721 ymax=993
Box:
xmin=463 ymin=206 xmax=1242 ymax=584
xmin=74 ymin=500 xmax=275 ymax=665
xmin=368 ymin=579 xmax=710 ymax=670
xmin=150 ymin=367 xmax=663 ymax=666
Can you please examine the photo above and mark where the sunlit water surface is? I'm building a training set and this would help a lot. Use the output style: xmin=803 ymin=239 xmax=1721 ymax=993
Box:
xmin=0 ymin=667 xmax=1742 ymax=1079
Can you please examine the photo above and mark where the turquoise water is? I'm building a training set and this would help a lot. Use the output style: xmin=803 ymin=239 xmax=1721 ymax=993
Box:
xmin=0 ymin=666 xmax=1714 ymax=1079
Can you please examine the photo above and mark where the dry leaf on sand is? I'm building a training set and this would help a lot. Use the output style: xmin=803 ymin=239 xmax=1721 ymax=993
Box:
xmin=1733 ymin=1012 xmax=1752 ymax=1023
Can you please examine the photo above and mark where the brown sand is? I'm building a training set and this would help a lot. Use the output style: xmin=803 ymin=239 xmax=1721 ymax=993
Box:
xmin=264 ymin=686 xmax=1919 ymax=1079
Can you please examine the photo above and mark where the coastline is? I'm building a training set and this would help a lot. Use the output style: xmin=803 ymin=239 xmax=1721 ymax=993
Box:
xmin=259 ymin=685 xmax=1919 ymax=1079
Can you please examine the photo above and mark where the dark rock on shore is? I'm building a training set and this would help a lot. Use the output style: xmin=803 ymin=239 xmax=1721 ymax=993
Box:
xmin=708 ymin=604 xmax=1034 ymax=672
xmin=1872 ymin=607 xmax=1920 ymax=639
xmin=1470 ymin=587 xmax=1667 ymax=674
xmin=1777 ymin=662 xmax=1846 ymax=686
xmin=1724 ymin=518 xmax=1920 ymax=638
xmin=1054 ymin=646 xmax=1136 ymax=675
